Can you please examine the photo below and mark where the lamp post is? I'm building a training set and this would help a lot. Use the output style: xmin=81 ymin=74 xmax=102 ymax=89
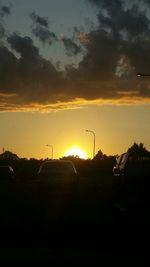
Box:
xmin=46 ymin=144 xmax=53 ymax=159
xmin=85 ymin=129 xmax=95 ymax=159
xmin=137 ymin=73 xmax=150 ymax=77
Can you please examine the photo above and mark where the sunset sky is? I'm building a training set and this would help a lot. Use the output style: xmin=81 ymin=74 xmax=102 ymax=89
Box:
xmin=1 ymin=0 xmax=150 ymax=159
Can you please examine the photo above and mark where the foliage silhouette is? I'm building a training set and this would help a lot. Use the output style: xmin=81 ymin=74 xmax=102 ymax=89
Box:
xmin=127 ymin=142 xmax=148 ymax=154
xmin=0 ymin=150 xmax=19 ymax=160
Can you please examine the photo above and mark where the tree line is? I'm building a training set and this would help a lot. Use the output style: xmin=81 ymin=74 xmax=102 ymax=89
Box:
xmin=0 ymin=143 xmax=149 ymax=181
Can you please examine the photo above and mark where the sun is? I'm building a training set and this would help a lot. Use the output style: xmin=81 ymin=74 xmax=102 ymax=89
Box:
xmin=64 ymin=146 xmax=88 ymax=159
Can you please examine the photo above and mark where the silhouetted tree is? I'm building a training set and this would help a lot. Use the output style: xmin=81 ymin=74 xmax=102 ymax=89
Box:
xmin=128 ymin=142 xmax=148 ymax=154
xmin=94 ymin=150 xmax=107 ymax=160
xmin=0 ymin=150 xmax=19 ymax=160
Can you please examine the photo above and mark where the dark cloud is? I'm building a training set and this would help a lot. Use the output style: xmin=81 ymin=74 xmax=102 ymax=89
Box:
xmin=7 ymin=34 xmax=39 ymax=58
xmin=30 ymin=12 xmax=48 ymax=28
xmin=67 ymin=0 xmax=150 ymax=99
xmin=61 ymin=37 xmax=82 ymax=56
xmin=0 ymin=45 xmax=18 ymax=93
xmin=0 ymin=5 xmax=11 ymax=17
xmin=1 ymin=1 xmax=150 ymax=111
xmin=0 ymin=25 xmax=5 ymax=39
xmin=32 ymin=25 xmax=57 ymax=44
xmin=143 ymin=0 xmax=150 ymax=6
xmin=59 ymin=0 xmax=150 ymax=102
xmin=0 ymin=5 xmax=11 ymax=40
xmin=30 ymin=12 xmax=57 ymax=45
xmin=1 ymin=33 xmax=67 ymax=105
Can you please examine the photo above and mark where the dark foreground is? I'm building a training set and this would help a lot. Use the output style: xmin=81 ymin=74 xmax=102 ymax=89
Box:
xmin=0 ymin=175 xmax=150 ymax=261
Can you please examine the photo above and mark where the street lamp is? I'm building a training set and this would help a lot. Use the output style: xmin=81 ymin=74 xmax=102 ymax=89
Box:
xmin=137 ymin=73 xmax=150 ymax=77
xmin=85 ymin=129 xmax=95 ymax=159
xmin=46 ymin=144 xmax=53 ymax=159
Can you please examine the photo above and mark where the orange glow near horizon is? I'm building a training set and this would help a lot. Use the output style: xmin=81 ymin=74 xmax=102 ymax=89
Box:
xmin=64 ymin=146 xmax=88 ymax=159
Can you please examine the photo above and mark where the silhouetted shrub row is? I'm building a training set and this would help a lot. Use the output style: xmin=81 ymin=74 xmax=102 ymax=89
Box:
xmin=0 ymin=154 xmax=116 ymax=182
